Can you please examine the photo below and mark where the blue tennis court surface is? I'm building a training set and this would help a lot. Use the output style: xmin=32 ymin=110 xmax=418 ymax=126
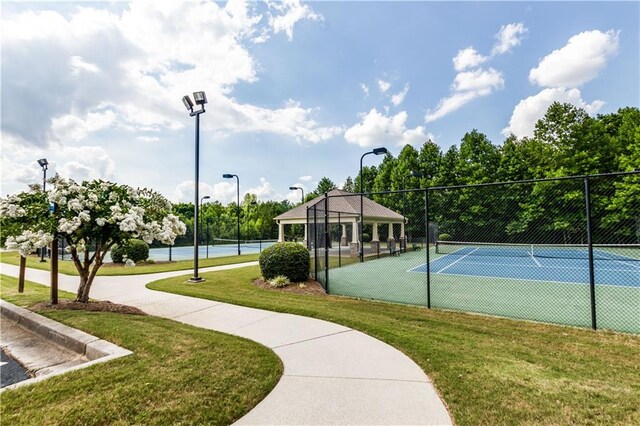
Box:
xmin=409 ymin=247 xmax=640 ymax=287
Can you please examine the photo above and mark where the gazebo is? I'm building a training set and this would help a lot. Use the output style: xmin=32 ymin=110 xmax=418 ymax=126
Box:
xmin=274 ymin=189 xmax=407 ymax=254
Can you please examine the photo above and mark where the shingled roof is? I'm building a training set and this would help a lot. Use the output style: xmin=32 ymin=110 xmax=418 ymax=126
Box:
xmin=274 ymin=189 xmax=405 ymax=222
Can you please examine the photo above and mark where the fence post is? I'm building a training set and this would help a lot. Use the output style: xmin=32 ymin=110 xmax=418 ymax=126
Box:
xmin=324 ymin=193 xmax=330 ymax=293
xmin=313 ymin=205 xmax=318 ymax=281
xmin=338 ymin=212 xmax=342 ymax=268
xmin=425 ymin=188 xmax=431 ymax=309
xmin=584 ymin=177 xmax=597 ymax=330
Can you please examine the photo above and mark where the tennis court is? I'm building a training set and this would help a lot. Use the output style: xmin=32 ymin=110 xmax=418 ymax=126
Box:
xmin=328 ymin=243 xmax=639 ymax=333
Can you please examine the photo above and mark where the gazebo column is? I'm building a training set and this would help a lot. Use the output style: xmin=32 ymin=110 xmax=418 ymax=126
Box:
xmin=350 ymin=219 xmax=359 ymax=257
xmin=340 ymin=224 xmax=348 ymax=246
xmin=371 ymin=222 xmax=380 ymax=255
xmin=303 ymin=223 xmax=308 ymax=246
xmin=399 ymin=221 xmax=406 ymax=252
xmin=387 ymin=223 xmax=396 ymax=252
xmin=278 ymin=222 xmax=284 ymax=242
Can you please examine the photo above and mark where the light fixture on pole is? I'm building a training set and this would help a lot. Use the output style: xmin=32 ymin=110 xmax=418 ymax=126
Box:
xmin=289 ymin=186 xmax=304 ymax=204
xmin=182 ymin=91 xmax=207 ymax=283
xmin=359 ymin=147 xmax=388 ymax=262
xmin=223 ymin=173 xmax=241 ymax=256
xmin=37 ymin=158 xmax=49 ymax=262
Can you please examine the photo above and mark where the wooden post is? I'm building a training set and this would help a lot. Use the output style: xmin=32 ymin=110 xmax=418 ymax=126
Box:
xmin=18 ymin=256 xmax=26 ymax=293
xmin=51 ymin=239 xmax=58 ymax=305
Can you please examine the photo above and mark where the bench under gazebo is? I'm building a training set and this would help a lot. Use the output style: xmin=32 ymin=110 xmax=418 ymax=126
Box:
xmin=274 ymin=189 xmax=407 ymax=256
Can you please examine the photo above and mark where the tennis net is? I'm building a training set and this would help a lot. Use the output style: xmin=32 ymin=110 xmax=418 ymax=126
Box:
xmin=435 ymin=240 xmax=640 ymax=262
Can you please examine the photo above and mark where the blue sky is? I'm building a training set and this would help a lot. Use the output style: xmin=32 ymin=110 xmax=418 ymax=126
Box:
xmin=1 ymin=1 xmax=638 ymax=204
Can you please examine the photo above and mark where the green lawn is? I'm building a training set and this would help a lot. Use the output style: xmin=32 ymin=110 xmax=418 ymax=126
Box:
xmin=0 ymin=275 xmax=282 ymax=425
xmin=0 ymin=251 xmax=259 ymax=276
xmin=148 ymin=265 xmax=640 ymax=425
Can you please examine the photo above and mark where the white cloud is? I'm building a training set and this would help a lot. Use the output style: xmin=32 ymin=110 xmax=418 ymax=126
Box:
xmin=1 ymin=0 xmax=332 ymax=151
xmin=299 ymin=175 xmax=313 ymax=182
xmin=137 ymin=136 xmax=160 ymax=143
xmin=360 ymin=83 xmax=369 ymax=96
xmin=245 ymin=177 xmax=282 ymax=201
xmin=491 ymin=22 xmax=527 ymax=56
xmin=391 ymin=83 xmax=410 ymax=107
xmin=426 ymin=69 xmax=504 ymax=122
xmin=70 ymin=56 xmax=101 ymax=75
xmin=267 ymin=0 xmax=323 ymax=41
xmin=344 ymin=108 xmax=427 ymax=148
xmin=529 ymin=30 xmax=619 ymax=88
xmin=426 ymin=23 xmax=521 ymax=123
xmin=453 ymin=47 xmax=488 ymax=71
xmin=377 ymin=79 xmax=391 ymax=93
xmin=50 ymin=109 xmax=117 ymax=142
xmin=452 ymin=68 xmax=504 ymax=93
xmin=502 ymin=87 xmax=605 ymax=138
xmin=0 ymin=134 xmax=116 ymax=192
xmin=425 ymin=92 xmax=481 ymax=123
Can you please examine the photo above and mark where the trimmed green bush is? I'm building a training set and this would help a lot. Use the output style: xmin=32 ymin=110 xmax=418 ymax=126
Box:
xmin=259 ymin=242 xmax=309 ymax=282
xmin=111 ymin=239 xmax=150 ymax=264
xmin=438 ymin=233 xmax=452 ymax=241
xmin=362 ymin=233 xmax=371 ymax=243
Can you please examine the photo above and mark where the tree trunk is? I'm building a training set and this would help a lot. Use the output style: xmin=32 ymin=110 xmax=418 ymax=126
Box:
xmin=76 ymin=272 xmax=91 ymax=303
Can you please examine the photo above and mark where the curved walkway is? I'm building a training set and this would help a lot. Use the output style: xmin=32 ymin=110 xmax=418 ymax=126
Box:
xmin=0 ymin=262 xmax=451 ymax=425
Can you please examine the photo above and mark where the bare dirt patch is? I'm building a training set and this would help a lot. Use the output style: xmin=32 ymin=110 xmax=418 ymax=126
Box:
xmin=31 ymin=300 xmax=147 ymax=315
xmin=253 ymin=278 xmax=326 ymax=296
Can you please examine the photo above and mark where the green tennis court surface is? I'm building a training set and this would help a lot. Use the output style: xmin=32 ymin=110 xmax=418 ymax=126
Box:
xmin=328 ymin=249 xmax=639 ymax=333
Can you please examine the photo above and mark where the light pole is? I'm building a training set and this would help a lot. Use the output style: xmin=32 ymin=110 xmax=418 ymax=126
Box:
xmin=223 ymin=173 xmax=241 ymax=256
xmin=200 ymin=195 xmax=210 ymax=247
xmin=359 ymin=147 xmax=388 ymax=262
xmin=37 ymin=158 xmax=48 ymax=262
xmin=289 ymin=186 xmax=304 ymax=204
xmin=182 ymin=91 xmax=207 ymax=283
xmin=402 ymin=171 xmax=423 ymax=252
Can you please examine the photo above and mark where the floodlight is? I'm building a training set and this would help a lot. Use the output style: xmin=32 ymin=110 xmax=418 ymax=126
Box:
xmin=37 ymin=158 xmax=48 ymax=168
xmin=182 ymin=95 xmax=194 ymax=110
xmin=193 ymin=91 xmax=207 ymax=105
xmin=373 ymin=147 xmax=388 ymax=155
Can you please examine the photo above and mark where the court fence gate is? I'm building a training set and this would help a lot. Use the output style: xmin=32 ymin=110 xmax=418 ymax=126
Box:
xmin=306 ymin=171 xmax=639 ymax=334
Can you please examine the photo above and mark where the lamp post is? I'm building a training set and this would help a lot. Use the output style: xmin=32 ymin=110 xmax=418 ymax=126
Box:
xmin=37 ymin=158 xmax=48 ymax=262
xmin=289 ymin=186 xmax=304 ymax=204
xmin=223 ymin=173 xmax=241 ymax=256
xmin=359 ymin=147 xmax=388 ymax=262
xmin=402 ymin=171 xmax=423 ymax=252
xmin=182 ymin=91 xmax=207 ymax=283
xmin=200 ymin=195 xmax=210 ymax=246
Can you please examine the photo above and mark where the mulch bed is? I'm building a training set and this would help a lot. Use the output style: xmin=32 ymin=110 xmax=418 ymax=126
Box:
xmin=31 ymin=300 xmax=147 ymax=315
xmin=253 ymin=278 xmax=327 ymax=296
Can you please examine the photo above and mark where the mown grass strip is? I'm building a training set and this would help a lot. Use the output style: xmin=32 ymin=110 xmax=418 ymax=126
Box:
xmin=148 ymin=265 xmax=640 ymax=425
xmin=0 ymin=251 xmax=259 ymax=276
xmin=0 ymin=275 xmax=282 ymax=425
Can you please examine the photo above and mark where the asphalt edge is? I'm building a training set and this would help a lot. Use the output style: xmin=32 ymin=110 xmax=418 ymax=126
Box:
xmin=0 ymin=300 xmax=133 ymax=392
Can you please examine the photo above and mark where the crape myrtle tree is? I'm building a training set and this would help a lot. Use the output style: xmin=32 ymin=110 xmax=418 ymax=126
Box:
xmin=0 ymin=176 xmax=186 ymax=302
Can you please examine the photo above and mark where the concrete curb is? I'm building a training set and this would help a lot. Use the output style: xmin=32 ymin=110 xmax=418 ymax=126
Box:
xmin=1 ymin=300 xmax=133 ymax=392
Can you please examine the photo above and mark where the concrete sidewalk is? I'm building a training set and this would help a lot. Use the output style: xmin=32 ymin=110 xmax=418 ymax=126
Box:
xmin=0 ymin=262 xmax=452 ymax=425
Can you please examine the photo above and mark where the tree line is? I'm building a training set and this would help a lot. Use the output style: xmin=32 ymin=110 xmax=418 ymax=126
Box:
xmin=171 ymin=102 xmax=639 ymax=246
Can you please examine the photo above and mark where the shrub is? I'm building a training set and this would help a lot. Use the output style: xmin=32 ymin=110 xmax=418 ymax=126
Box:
xmin=111 ymin=239 xmax=150 ymax=263
xmin=438 ymin=233 xmax=452 ymax=241
xmin=269 ymin=275 xmax=290 ymax=288
xmin=259 ymin=242 xmax=309 ymax=282
xmin=362 ymin=233 xmax=371 ymax=242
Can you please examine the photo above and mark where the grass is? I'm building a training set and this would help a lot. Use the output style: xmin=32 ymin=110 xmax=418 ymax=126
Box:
xmin=0 ymin=251 xmax=259 ymax=276
xmin=148 ymin=265 xmax=640 ymax=425
xmin=0 ymin=275 xmax=282 ymax=425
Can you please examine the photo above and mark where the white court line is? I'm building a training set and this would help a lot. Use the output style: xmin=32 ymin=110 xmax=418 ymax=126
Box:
xmin=435 ymin=248 xmax=479 ymax=274
xmin=430 ymin=271 xmax=638 ymax=289
xmin=593 ymin=250 xmax=640 ymax=270
xmin=530 ymin=253 xmax=542 ymax=267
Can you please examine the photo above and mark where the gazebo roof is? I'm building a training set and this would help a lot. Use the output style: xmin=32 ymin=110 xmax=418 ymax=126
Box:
xmin=274 ymin=189 xmax=405 ymax=223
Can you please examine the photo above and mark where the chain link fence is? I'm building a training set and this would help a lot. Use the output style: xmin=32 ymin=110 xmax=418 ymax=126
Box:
xmin=307 ymin=171 xmax=639 ymax=333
